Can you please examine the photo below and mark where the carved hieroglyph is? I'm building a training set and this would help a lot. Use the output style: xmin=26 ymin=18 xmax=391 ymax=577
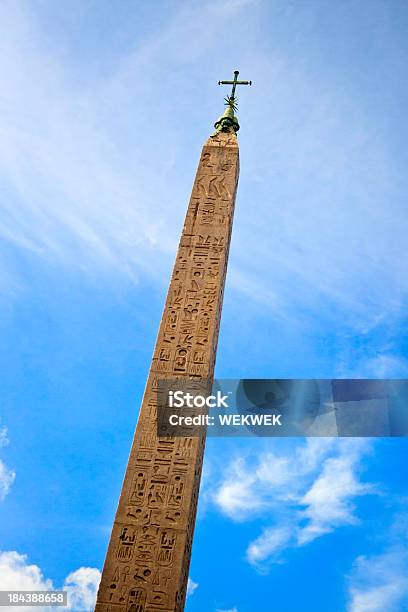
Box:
xmin=95 ymin=130 xmax=239 ymax=612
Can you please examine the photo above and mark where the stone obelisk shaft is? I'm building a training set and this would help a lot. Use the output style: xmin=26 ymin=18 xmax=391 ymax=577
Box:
xmin=95 ymin=129 xmax=239 ymax=612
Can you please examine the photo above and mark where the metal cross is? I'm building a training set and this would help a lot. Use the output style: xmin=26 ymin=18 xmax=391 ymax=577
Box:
xmin=218 ymin=70 xmax=252 ymax=102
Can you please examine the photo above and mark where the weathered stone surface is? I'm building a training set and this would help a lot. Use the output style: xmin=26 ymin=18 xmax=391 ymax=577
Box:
xmin=95 ymin=130 xmax=239 ymax=612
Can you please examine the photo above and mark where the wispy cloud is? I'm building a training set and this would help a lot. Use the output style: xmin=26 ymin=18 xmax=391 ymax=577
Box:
xmin=0 ymin=423 xmax=15 ymax=501
xmin=1 ymin=0 xmax=407 ymax=331
xmin=211 ymin=438 xmax=375 ymax=570
xmin=347 ymin=513 xmax=408 ymax=612
xmin=298 ymin=450 xmax=374 ymax=544
xmin=247 ymin=526 xmax=292 ymax=566
xmin=0 ymin=0 xmax=257 ymax=288
xmin=345 ymin=354 xmax=408 ymax=378
xmin=233 ymin=33 xmax=408 ymax=322
xmin=187 ymin=577 xmax=198 ymax=597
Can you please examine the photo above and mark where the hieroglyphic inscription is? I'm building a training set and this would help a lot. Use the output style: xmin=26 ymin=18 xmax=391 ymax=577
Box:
xmin=95 ymin=130 xmax=239 ymax=612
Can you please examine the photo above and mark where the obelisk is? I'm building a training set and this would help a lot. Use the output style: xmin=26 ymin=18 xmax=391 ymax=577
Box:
xmin=95 ymin=71 xmax=251 ymax=612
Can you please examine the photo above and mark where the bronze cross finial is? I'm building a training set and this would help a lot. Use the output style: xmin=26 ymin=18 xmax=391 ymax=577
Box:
xmin=218 ymin=70 xmax=252 ymax=107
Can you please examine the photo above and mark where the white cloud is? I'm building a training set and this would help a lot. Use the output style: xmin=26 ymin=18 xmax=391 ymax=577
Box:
xmin=0 ymin=550 xmax=100 ymax=612
xmin=212 ymin=456 xmax=267 ymax=519
xmin=247 ymin=526 xmax=292 ymax=566
xmin=348 ymin=549 xmax=408 ymax=612
xmin=347 ymin=512 xmax=408 ymax=612
xmin=298 ymin=451 xmax=374 ymax=545
xmin=64 ymin=567 xmax=101 ymax=611
xmin=187 ymin=577 xmax=198 ymax=597
xmin=0 ymin=424 xmax=16 ymax=501
xmin=211 ymin=438 xmax=375 ymax=569
xmin=0 ymin=460 xmax=14 ymax=501
xmin=213 ymin=438 xmax=338 ymax=520
xmin=0 ymin=551 xmax=53 ymax=592
xmin=0 ymin=426 xmax=9 ymax=447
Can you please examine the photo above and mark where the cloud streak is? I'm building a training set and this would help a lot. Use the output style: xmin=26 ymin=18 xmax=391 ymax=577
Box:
xmin=0 ymin=0 xmax=257 ymax=287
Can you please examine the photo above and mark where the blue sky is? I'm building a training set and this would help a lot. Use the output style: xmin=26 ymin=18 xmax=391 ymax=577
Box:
xmin=0 ymin=0 xmax=408 ymax=610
